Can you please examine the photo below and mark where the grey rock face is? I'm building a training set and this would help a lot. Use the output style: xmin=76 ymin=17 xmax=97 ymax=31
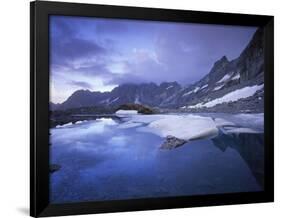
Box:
xmin=160 ymin=135 xmax=187 ymax=149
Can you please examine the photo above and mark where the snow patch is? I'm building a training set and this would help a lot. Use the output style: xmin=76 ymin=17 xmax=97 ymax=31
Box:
xmin=96 ymin=118 xmax=117 ymax=125
xmin=182 ymin=86 xmax=202 ymax=97
xmin=182 ymin=91 xmax=193 ymax=97
xmin=56 ymin=122 xmax=73 ymax=128
xmin=166 ymin=85 xmax=173 ymax=90
xmin=188 ymin=103 xmax=205 ymax=109
xmin=189 ymin=84 xmax=264 ymax=108
xmin=142 ymin=115 xmax=218 ymax=141
xmin=201 ymin=84 xmax=208 ymax=89
xmin=75 ymin=120 xmax=87 ymax=125
xmin=217 ymin=72 xmax=233 ymax=83
xmin=213 ymin=84 xmax=224 ymax=91
xmin=231 ymin=73 xmax=240 ymax=80
xmin=109 ymin=97 xmax=119 ymax=104
xmin=115 ymin=110 xmax=138 ymax=115
xmin=193 ymin=87 xmax=200 ymax=93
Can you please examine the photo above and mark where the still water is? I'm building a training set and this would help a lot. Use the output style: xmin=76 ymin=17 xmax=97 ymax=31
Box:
xmin=50 ymin=117 xmax=263 ymax=204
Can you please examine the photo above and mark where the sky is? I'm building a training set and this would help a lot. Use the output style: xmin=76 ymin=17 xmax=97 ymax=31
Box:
xmin=50 ymin=15 xmax=257 ymax=103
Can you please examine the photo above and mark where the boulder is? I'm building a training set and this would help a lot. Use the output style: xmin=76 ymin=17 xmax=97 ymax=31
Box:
xmin=160 ymin=135 xmax=187 ymax=149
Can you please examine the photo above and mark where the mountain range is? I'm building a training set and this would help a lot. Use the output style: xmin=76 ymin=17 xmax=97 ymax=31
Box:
xmin=51 ymin=28 xmax=264 ymax=113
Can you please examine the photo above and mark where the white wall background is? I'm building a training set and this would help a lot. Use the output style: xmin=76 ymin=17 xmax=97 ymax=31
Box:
xmin=0 ymin=0 xmax=279 ymax=217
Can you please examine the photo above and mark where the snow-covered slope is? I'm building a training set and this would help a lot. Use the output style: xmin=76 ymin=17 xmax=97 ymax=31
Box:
xmin=188 ymin=84 xmax=264 ymax=109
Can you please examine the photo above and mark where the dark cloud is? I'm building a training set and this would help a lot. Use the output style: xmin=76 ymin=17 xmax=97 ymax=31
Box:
xmin=50 ymin=16 xmax=110 ymax=67
xmin=50 ymin=37 xmax=107 ymax=66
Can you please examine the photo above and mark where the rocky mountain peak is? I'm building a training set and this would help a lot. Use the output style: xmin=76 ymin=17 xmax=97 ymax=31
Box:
xmin=214 ymin=55 xmax=229 ymax=67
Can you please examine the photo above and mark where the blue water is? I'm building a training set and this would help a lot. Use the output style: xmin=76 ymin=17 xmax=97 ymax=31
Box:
xmin=50 ymin=118 xmax=263 ymax=204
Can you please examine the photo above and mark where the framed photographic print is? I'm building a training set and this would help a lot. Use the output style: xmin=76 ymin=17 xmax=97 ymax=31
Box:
xmin=30 ymin=1 xmax=274 ymax=217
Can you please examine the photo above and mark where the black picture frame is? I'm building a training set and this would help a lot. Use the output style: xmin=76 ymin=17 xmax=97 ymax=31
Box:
xmin=30 ymin=1 xmax=274 ymax=217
